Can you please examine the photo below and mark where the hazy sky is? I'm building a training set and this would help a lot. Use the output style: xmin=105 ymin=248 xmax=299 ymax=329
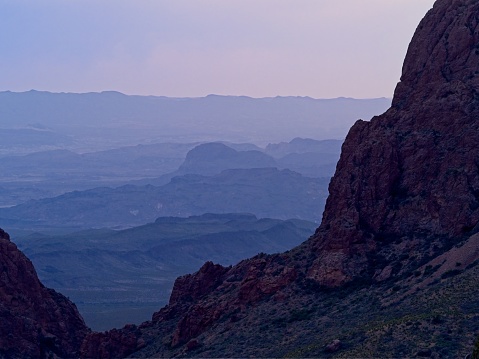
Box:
xmin=1 ymin=0 xmax=435 ymax=98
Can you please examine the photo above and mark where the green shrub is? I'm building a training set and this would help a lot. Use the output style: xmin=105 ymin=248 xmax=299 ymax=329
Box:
xmin=288 ymin=308 xmax=314 ymax=323
xmin=473 ymin=335 xmax=479 ymax=359
xmin=440 ymin=269 xmax=463 ymax=279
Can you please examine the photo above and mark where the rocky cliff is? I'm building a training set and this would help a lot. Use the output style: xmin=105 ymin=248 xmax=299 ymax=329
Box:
xmin=308 ymin=0 xmax=479 ymax=286
xmin=110 ymin=0 xmax=479 ymax=356
xmin=4 ymin=0 xmax=479 ymax=357
xmin=0 ymin=228 xmax=89 ymax=358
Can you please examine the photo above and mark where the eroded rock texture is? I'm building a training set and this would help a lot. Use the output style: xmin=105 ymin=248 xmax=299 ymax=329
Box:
xmin=9 ymin=0 xmax=479 ymax=357
xmin=0 ymin=228 xmax=89 ymax=358
xmin=85 ymin=0 xmax=479 ymax=355
xmin=309 ymin=0 xmax=479 ymax=286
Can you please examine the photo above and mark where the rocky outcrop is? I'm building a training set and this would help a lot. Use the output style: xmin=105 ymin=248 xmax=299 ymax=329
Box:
xmin=139 ymin=0 xmax=479 ymax=347
xmin=9 ymin=0 xmax=479 ymax=357
xmin=0 ymin=228 xmax=89 ymax=358
xmin=149 ymin=256 xmax=298 ymax=348
xmin=307 ymin=0 xmax=479 ymax=286
xmin=80 ymin=325 xmax=145 ymax=359
xmin=168 ymin=261 xmax=231 ymax=306
xmin=113 ymin=0 xmax=479 ymax=353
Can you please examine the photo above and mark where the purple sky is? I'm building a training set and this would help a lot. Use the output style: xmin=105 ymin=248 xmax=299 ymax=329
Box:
xmin=0 ymin=0 xmax=435 ymax=98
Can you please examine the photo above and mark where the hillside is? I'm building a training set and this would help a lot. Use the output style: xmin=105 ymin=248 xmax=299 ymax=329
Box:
xmin=0 ymin=168 xmax=329 ymax=229
xmin=2 ymin=0 xmax=479 ymax=358
xmin=79 ymin=0 xmax=479 ymax=357
xmin=0 ymin=229 xmax=89 ymax=359
xmin=0 ymin=138 xmax=340 ymax=208
xmin=15 ymin=214 xmax=316 ymax=331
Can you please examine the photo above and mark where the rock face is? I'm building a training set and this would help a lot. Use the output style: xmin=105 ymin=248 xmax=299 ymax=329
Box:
xmin=82 ymin=0 xmax=479 ymax=356
xmin=0 ymin=228 xmax=89 ymax=358
xmin=8 ymin=0 xmax=479 ymax=357
xmin=80 ymin=325 xmax=145 ymax=359
xmin=149 ymin=257 xmax=297 ymax=348
xmin=308 ymin=0 xmax=479 ymax=286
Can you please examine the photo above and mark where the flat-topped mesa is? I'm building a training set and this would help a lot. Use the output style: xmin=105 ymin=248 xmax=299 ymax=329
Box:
xmin=308 ymin=0 xmax=479 ymax=287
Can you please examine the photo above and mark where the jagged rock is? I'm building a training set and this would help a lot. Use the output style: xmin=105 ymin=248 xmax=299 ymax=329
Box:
xmin=185 ymin=338 xmax=201 ymax=352
xmin=108 ymin=1 xmax=479 ymax=354
xmin=13 ymin=0 xmax=479 ymax=357
xmin=0 ymin=228 xmax=89 ymax=358
xmin=80 ymin=325 xmax=145 ymax=359
xmin=168 ymin=261 xmax=231 ymax=306
xmin=325 ymin=339 xmax=342 ymax=353
xmin=308 ymin=0 xmax=479 ymax=286
xmin=0 ymin=229 xmax=9 ymax=241
xmin=161 ymin=255 xmax=297 ymax=347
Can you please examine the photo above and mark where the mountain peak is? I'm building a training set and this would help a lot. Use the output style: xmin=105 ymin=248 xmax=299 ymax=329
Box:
xmin=79 ymin=2 xmax=479 ymax=355
xmin=393 ymin=0 xmax=479 ymax=109
xmin=178 ymin=142 xmax=276 ymax=176
xmin=0 ymin=228 xmax=10 ymax=241
xmin=7 ymin=1 xmax=479 ymax=357
xmin=309 ymin=0 xmax=479 ymax=286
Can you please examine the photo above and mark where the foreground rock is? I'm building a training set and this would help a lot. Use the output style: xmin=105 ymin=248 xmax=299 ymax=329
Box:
xmin=104 ymin=0 xmax=479 ymax=356
xmin=4 ymin=0 xmax=479 ymax=357
xmin=0 ymin=228 xmax=89 ymax=358
xmin=308 ymin=0 xmax=479 ymax=286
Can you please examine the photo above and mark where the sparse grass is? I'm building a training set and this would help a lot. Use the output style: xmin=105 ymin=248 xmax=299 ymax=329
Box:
xmin=120 ymin=232 xmax=479 ymax=358
xmin=473 ymin=336 xmax=479 ymax=359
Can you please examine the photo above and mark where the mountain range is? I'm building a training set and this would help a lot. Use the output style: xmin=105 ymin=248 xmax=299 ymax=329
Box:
xmin=0 ymin=92 xmax=389 ymax=152
xmin=15 ymin=213 xmax=316 ymax=331
xmin=2 ymin=0 xmax=479 ymax=358
xmin=0 ymin=167 xmax=329 ymax=229
xmin=0 ymin=139 xmax=338 ymax=230
xmin=0 ymin=138 xmax=340 ymax=208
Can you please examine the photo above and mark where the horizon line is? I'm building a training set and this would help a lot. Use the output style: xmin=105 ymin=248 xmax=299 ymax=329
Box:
xmin=0 ymin=89 xmax=392 ymax=101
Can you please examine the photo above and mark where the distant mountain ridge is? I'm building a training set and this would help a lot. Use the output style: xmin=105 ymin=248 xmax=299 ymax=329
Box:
xmin=0 ymin=142 xmax=198 ymax=207
xmin=0 ymin=139 xmax=339 ymax=224
xmin=0 ymin=91 xmax=390 ymax=150
xmin=15 ymin=214 xmax=316 ymax=331
xmin=0 ymin=167 xmax=329 ymax=229
xmin=265 ymin=137 xmax=342 ymax=157
xmin=3 ymin=1 xmax=479 ymax=357
xmin=177 ymin=142 xmax=276 ymax=176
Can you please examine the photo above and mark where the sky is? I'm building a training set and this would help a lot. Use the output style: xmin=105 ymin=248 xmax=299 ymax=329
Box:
xmin=0 ymin=0 xmax=436 ymax=99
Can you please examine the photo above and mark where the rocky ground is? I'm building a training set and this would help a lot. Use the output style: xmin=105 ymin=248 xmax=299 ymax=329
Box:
xmin=2 ymin=0 xmax=479 ymax=357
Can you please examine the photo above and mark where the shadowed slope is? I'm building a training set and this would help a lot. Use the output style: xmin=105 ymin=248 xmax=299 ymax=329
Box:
xmin=308 ymin=0 xmax=479 ymax=286
xmin=80 ymin=0 xmax=479 ymax=357
xmin=0 ymin=228 xmax=89 ymax=358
